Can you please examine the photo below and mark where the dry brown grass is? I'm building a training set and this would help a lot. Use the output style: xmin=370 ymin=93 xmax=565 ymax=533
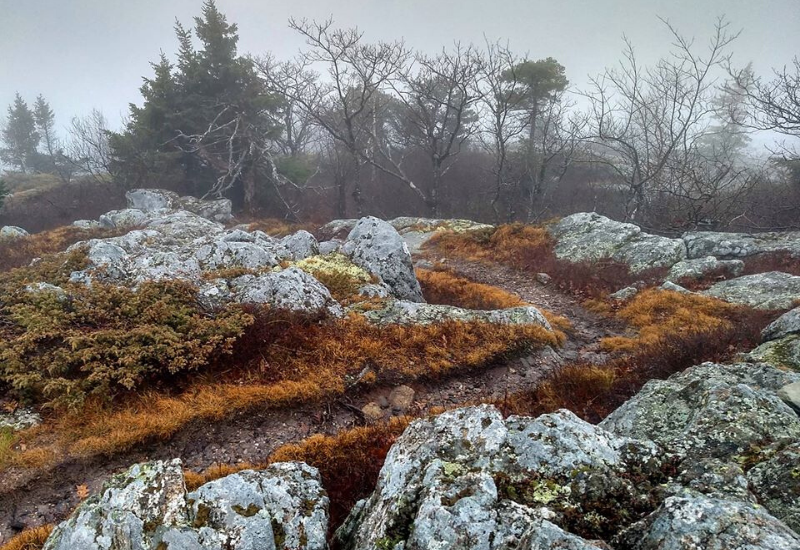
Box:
xmin=426 ymin=224 xmax=666 ymax=300
xmin=0 ymin=225 xmax=130 ymax=272
xmin=0 ymin=525 xmax=53 ymax=550
xmin=416 ymin=267 xmax=525 ymax=309
xmin=184 ymin=417 xmax=411 ymax=538
xmin=6 ymin=311 xmax=557 ymax=467
xmin=497 ymin=290 xmax=778 ymax=422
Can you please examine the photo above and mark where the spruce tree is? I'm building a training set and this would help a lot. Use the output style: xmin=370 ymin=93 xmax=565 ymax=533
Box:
xmin=1 ymin=93 xmax=39 ymax=172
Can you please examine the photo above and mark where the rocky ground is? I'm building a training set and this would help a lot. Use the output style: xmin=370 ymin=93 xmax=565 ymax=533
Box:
xmin=1 ymin=194 xmax=799 ymax=549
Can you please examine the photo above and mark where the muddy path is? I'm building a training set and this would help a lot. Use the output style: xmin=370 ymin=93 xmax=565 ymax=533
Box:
xmin=0 ymin=258 xmax=624 ymax=543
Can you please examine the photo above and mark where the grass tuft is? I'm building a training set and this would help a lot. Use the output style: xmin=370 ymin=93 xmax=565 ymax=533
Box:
xmin=0 ymin=525 xmax=53 ymax=550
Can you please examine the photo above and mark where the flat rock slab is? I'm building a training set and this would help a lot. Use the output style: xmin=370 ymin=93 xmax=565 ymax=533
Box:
xmin=703 ymin=271 xmax=800 ymax=309
xmin=683 ymin=230 xmax=800 ymax=259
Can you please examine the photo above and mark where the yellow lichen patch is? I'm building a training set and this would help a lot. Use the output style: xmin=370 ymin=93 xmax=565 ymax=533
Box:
xmin=291 ymin=253 xmax=375 ymax=302
xmin=0 ymin=524 xmax=53 ymax=550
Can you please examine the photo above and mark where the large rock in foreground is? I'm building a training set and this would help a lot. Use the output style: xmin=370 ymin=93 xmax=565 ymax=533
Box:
xmin=549 ymin=213 xmax=686 ymax=273
xmin=43 ymin=459 xmax=328 ymax=550
xmin=703 ymin=271 xmax=800 ymax=309
xmin=337 ymin=405 xmax=662 ymax=550
xmin=682 ymin=230 xmax=800 ymax=259
xmin=343 ymin=216 xmax=424 ymax=302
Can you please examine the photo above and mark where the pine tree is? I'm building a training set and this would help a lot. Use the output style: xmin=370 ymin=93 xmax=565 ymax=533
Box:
xmin=1 ymin=93 xmax=39 ymax=172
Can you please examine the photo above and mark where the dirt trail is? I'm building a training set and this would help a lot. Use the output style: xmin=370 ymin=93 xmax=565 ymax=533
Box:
xmin=0 ymin=258 xmax=624 ymax=543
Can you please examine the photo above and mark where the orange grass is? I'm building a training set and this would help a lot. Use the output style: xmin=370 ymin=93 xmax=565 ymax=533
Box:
xmin=243 ymin=218 xmax=318 ymax=238
xmin=0 ymin=525 xmax=53 ymax=550
xmin=7 ymin=313 xmax=558 ymax=466
xmin=416 ymin=267 xmax=525 ymax=309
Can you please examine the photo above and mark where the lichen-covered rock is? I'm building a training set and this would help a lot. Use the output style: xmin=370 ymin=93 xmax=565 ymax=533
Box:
xmin=0 ymin=225 xmax=29 ymax=239
xmin=317 ymin=218 xmax=358 ymax=240
xmin=178 ymin=194 xmax=233 ymax=223
xmin=98 ymin=208 xmax=150 ymax=229
xmin=126 ymin=188 xmax=181 ymax=211
xmin=747 ymin=443 xmax=800 ymax=532
xmin=745 ymin=335 xmax=800 ymax=371
xmin=549 ymin=213 xmax=685 ymax=273
xmin=682 ymin=230 xmax=800 ymax=259
xmin=361 ymin=300 xmax=551 ymax=330
xmin=343 ymin=216 xmax=424 ymax=302
xmin=195 ymin=240 xmax=282 ymax=271
xmin=24 ymin=282 xmax=68 ymax=301
xmin=703 ymin=271 xmax=800 ymax=309
xmin=610 ymin=286 xmax=639 ymax=300
xmin=659 ymin=281 xmax=693 ymax=294
xmin=42 ymin=459 xmax=328 ymax=550
xmin=72 ymin=219 xmax=101 ymax=229
xmin=614 ymin=496 xmax=800 ymax=549
xmin=232 ymin=267 xmax=343 ymax=315
xmin=185 ymin=462 xmax=328 ymax=550
xmin=281 ymin=230 xmax=319 ymax=260
xmin=666 ymin=255 xmax=744 ymax=283
xmin=318 ymin=240 xmax=341 ymax=255
xmin=0 ymin=407 xmax=41 ymax=431
xmin=663 ymin=458 xmax=755 ymax=504
xmin=600 ymin=362 xmax=800 ymax=461
xmin=336 ymin=406 xmax=660 ymax=550
xmin=763 ymin=307 xmax=800 ymax=342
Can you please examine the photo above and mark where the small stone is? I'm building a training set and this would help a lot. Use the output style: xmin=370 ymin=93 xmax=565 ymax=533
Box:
xmin=778 ymin=381 xmax=800 ymax=414
xmin=362 ymin=402 xmax=385 ymax=421
xmin=610 ymin=286 xmax=639 ymax=300
xmin=388 ymin=385 xmax=415 ymax=413
xmin=535 ymin=272 xmax=552 ymax=285
xmin=377 ymin=396 xmax=390 ymax=409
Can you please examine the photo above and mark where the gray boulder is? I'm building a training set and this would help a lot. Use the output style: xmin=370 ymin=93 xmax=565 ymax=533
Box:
xmin=549 ymin=213 xmax=685 ymax=273
xmin=318 ymin=240 xmax=342 ymax=255
xmin=682 ymin=230 xmax=800 ymax=259
xmin=343 ymin=216 xmax=424 ymax=302
xmin=232 ymin=267 xmax=343 ymax=316
xmin=600 ymin=362 xmax=800 ymax=461
xmin=72 ymin=219 xmax=102 ymax=229
xmin=703 ymin=271 xmax=800 ymax=309
xmin=195 ymin=240 xmax=282 ymax=271
xmin=614 ymin=495 xmax=800 ymax=550
xmin=42 ymin=459 xmax=328 ymax=550
xmin=179 ymin=195 xmax=233 ymax=223
xmin=125 ymin=188 xmax=181 ymax=211
xmin=317 ymin=218 xmax=358 ymax=240
xmin=763 ymin=307 xmax=800 ymax=342
xmin=0 ymin=225 xmax=29 ymax=239
xmin=98 ymin=208 xmax=150 ymax=229
xmin=610 ymin=286 xmax=639 ymax=301
xmin=666 ymin=255 xmax=744 ymax=283
xmin=778 ymin=381 xmax=800 ymax=413
xmin=281 ymin=230 xmax=319 ymax=260
xmin=336 ymin=405 xmax=660 ymax=550
xmin=745 ymin=335 xmax=800 ymax=371
xmin=659 ymin=281 xmax=693 ymax=294
xmin=361 ymin=300 xmax=551 ymax=329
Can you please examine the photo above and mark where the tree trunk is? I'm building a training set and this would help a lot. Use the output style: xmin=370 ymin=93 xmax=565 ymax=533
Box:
xmin=243 ymin=171 xmax=257 ymax=215
xmin=352 ymin=157 xmax=364 ymax=216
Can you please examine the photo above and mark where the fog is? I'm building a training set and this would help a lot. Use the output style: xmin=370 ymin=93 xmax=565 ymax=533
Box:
xmin=2 ymin=0 xmax=798 ymax=131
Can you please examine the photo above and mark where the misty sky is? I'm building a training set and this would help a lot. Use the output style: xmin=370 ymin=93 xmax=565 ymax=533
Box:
xmin=1 ymin=0 xmax=799 ymax=140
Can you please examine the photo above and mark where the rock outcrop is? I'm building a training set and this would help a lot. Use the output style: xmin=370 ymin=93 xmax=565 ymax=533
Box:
xmin=702 ymin=271 xmax=800 ymax=309
xmin=0 ymin=225 xmax=29 ymax=239
xmin=665 ymin=255 xmax=744 ymax=283
xmin=683 ymin=230 xmax=800 ymax=259
xmin=548 ymin=213 xmax=686 ymax=273
xmin=43 ymin=459 xmax=328 ymax=550
xmin=343 ymin=216 xmax=424 ymax=302
xmin=361 ymin=300 xmax=551 ymax=329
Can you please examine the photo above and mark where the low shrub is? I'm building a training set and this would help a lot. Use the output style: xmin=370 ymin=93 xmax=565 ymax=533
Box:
xmin=243 ymin=218 xmax=318 ymax=238
xmin=742 ymin=251 xmax=800 ymax=277
xmin=0 ymin=252 xmax=253 ymax=410
xmin=0 ymin=525 xmax=53 ymax=550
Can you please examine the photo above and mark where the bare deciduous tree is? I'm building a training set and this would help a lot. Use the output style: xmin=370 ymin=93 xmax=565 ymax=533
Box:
xmin=581 ymin=18 xmax=738 ymax=222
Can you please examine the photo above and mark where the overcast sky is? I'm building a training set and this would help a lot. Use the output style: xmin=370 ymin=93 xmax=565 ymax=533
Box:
xmin=1 ymin=0 xmax=798 ymax=138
